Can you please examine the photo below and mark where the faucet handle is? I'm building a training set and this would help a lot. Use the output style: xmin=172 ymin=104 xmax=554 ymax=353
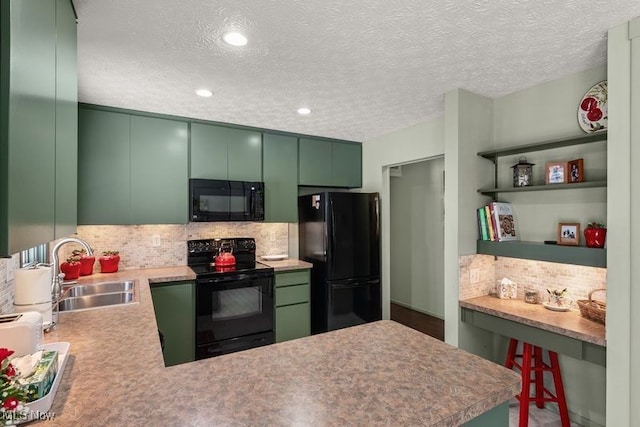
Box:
xmin=58 ymin=272 xmax=66 ymax=282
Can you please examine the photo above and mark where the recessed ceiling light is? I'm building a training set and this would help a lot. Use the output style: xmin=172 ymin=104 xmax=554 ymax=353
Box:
xmin=297 ymin=107 xmax=311 ymax=115
xmin=223 ymin=31 xmax=248 ymax=47
xmin=196 ymin=89 xmax=213 ymax=97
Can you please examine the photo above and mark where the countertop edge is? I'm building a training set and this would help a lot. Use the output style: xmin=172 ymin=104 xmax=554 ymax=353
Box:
xmin=460 ymin=297 xmax=606 ymax=347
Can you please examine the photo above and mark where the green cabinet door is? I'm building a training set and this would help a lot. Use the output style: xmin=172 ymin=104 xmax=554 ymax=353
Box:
xmin=228 ymin=128 xmax=262 ymax=181
xmin=191 ymin=123 xmax=262 ymax=181
xmin=0 ymin=0 xmax=57 ymax=254
xmin=130 ymin=116 xmax=188 ymax=224
xmin=274 ymin=270 xmax=311 ymax=343
xmin=78 ymin=108 xmax=131 ymax=225
xmin=263 ymin=133 xmax=298 ymax=222
xmin=276 ymin=302 xmax=311 ymax=343
xmin=298 ymin=138 xmax=333 ymax=186
xmin=331 ymin=142 xmax=362 ymax=188
xmin=54 ymin=0 xmax=78 ymax=238
xmin=190 ymin=123 xmax=228 ymax=179
xmin=150 ymin=281 xmax=195 ymax=367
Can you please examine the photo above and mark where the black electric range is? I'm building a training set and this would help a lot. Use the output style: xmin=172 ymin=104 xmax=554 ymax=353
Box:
xmin=187 ymin=238 xmax=275 ymax=359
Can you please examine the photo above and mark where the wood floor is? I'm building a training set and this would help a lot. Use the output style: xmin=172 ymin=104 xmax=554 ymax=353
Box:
xmin=390 ymin=303 xmax=444 ymax=341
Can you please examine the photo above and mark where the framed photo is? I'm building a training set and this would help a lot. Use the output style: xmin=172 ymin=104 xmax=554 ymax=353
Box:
xmin=545 ymin=162 xmax=567 ymax=184
xmin=567 ymin=158 xmax=584 ymax=183
xmin=558 ymin=222 xmax=580 ymax=246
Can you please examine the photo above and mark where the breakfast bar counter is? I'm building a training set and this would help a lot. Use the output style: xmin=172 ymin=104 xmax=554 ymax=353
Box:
xmin=42 ymin=267 xmax=519 ymax=426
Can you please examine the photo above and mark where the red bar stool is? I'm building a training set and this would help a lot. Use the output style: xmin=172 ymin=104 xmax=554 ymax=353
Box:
xmin=505 ymin=338 xmax=570 ymax=427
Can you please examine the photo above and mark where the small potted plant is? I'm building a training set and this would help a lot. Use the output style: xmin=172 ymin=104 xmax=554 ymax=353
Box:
xmin=99 ymin=250 xmax=120 ymax=273
xmin=547 ymin=288 xmax=570 ymax=307
xmin=584 ymin=222 xmax=607 ymax=248
xmin=0 ymin=348 xmax=29 ymax=424
xmin=60 ymin=255 xmax=82 ymax=280
xmin=72 ymin=248 xmax=95 ymax=276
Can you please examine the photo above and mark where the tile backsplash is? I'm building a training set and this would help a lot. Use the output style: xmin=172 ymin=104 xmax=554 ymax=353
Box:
xmin=0 ymin=222 xmax=290 ymax=314
xmin=458 ymin=254 xmax=607 ymax=308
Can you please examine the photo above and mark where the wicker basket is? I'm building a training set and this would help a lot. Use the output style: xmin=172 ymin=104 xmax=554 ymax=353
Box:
xmin=577 ymin=288 xmax=606 ymax=325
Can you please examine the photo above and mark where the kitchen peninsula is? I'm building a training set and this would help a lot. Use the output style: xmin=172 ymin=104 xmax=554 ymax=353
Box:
xmin=42 ymin=267 xmax=519 ymax=426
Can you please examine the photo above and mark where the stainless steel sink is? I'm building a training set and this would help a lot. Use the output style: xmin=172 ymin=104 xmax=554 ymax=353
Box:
xmin=58 ymin=280 xmax=138 ymax=312
xmin=62 ymin=280 xmax=135 ymax=297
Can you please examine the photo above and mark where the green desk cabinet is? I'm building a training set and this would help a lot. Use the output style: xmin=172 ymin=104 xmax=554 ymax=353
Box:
xmin=150 ymin=281 xmax=195 ymax=366
xmin=263 ymin=133 xmax=298 ymax=222
xmin=275 ymin=270 xmax=311 ymax=343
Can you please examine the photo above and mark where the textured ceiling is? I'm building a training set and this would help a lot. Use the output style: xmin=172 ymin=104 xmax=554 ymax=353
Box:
xmin=74 ymin=0 xmax=640 ymax=142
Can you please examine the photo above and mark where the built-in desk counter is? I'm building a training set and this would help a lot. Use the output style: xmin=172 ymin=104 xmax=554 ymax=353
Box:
xmin=460 ymin=296 xmax=606 ymax=366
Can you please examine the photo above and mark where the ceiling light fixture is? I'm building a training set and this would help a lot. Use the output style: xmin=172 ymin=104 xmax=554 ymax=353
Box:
xmin=196 ymin=89 xmax=213 ymax=97
xmin=297 ymin=107 xmax=311 ymax=115
xmin=222 ymin=31 xmax=248 ymax=47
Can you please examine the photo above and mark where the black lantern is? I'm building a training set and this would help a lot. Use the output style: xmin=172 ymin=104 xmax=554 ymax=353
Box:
xmin=511 ymin=157 xmax=534 ymax=187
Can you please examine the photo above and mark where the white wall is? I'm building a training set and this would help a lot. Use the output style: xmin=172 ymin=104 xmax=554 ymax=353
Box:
xmin=389 ymin=158 xmax=444 ymax=318
xmin=362 ymin=119 xmax=444 ymax=319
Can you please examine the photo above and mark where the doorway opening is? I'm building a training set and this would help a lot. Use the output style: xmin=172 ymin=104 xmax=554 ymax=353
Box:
xmin=389 ymin=157 xmax=444 ymax=340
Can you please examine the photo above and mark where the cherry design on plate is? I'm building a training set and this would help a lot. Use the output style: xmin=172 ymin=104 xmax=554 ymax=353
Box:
xmin=580 ymin=97 xmax=598 ymax=112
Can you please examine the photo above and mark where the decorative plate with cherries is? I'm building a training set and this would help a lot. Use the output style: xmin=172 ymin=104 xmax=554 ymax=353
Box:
xmin=578 ymin=80 xmax=607 ymax=133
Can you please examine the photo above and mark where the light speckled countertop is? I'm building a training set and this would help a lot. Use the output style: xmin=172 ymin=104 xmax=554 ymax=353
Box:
xmin=460 ymin=295 xmax=606 ymax=347
xmin=40 ymin=266 xmax=519 ymax=426
xmin=258 ymin=258 xmax=313 ymax=271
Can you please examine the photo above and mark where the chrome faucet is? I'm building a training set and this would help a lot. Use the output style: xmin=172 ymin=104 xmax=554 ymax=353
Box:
xmin=51 ymin=237 xmax=93 ymax=301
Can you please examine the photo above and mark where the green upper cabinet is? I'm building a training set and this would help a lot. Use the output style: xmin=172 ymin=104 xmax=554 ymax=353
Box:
xmin=263 ymin=133 xmax=298 ymax=222
xmin=298 ymin=138 xmax=333 ymax=186
xmin=54 ymin=0 xmax=78 ymax=239
xmin=130 ymin=116 xmax=188 ymax=224
xmin=298 ymin=138 xmax=362 ymax=188
xmin=332 ymin=142 xmax=362 ymax=188
xmin=78 ymin=106 xmax=189 ymax=225
xmin=190 ymin=123 xmax=262 ymax=182
xmin=0 ymin=0 xmax=76 ymax=255
xmin=78 ymin=108 xmax=131 ymax=225
xmin=190 ymin=123 xmax=228 ymax=180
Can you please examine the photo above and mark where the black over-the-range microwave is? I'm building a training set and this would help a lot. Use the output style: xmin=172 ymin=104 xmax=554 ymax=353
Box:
xmin=189 ymin=179 xmax=265 ymax=222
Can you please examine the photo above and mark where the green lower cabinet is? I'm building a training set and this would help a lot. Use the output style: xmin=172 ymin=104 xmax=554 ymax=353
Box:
xmin=276 ymin=302 xmax=310 ymax=343
xmin=150 ymin=281 xmax=195 ymax=366
xmin=274 ymin=270 xmax=311 ymax=343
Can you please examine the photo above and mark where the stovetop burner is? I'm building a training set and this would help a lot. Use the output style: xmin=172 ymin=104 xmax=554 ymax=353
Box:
xmin=187 ymin=238 xmax=273 ymax=278
xmin=189 ymin=261 xmax=273 ymax=276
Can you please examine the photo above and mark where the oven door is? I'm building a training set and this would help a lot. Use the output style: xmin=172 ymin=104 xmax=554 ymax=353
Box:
xmin=196 ymin=272 xmax=274 ymax=352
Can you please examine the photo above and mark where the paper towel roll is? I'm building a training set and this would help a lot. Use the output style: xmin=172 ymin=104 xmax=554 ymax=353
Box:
xmin=14 ymin=266 xmax=52 ymax=305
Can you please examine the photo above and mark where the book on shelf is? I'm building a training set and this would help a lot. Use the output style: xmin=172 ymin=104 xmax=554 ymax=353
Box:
xmin=490 ymin=202 xmax=518 ymax=242
xmin=477 ymin=207 xmax=489 ymax=240
xmin=484 ymin=205 xmax=496 ymax=241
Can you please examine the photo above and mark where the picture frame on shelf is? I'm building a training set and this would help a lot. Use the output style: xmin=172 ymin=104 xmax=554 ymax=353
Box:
xmin=558 ymin=223 xmax=580 ymax=246
xmin=546 ymin=162 xmax=567 ymax=184
xmin=568 ymin=158 xmax=584 ymax=183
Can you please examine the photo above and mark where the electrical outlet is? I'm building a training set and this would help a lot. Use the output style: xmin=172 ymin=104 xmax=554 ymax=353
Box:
xmin=469 ymin=268 xmax=481 ymax=284
xmin=151 ymin=235 xmax=161 ymax=247
xmin=269 ymin=230 xmax=276 ymax=242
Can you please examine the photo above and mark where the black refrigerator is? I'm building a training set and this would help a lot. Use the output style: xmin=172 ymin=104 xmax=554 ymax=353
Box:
xmin=298 ymin=192 xmax=381 ymax=334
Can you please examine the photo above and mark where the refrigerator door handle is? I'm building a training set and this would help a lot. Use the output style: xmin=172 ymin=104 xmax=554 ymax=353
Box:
xmin=330 ymin=279 xmax=379 ymax=289
xmin=329 ymin=198 xmax=336 ymax=259
xmin=374 ymin=195 xmax=380 ymax=237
